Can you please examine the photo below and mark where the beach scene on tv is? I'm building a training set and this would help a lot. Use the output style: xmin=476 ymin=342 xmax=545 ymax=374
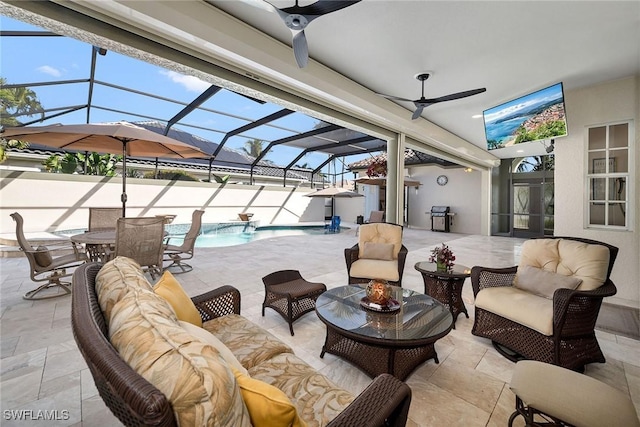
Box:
xmin=484 ymin=83 xmax=567 ymax=151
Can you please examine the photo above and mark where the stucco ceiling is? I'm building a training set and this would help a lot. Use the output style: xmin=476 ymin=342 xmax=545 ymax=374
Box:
xmin=2 ymin=1 xmax=639 ymax=166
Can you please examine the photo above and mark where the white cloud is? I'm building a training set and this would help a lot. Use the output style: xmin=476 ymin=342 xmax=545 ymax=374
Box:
xmin=160 ymin=70 xmax=210 ymax=92
xmin=36 ymin=65 xmax=62 ymax=77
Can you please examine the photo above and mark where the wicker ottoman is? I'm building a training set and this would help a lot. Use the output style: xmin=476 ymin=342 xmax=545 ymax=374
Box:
xmin=509 ymin=360 xmax=640 ymax=427
xmin=262 ymin=270 xmax=326 ymax=336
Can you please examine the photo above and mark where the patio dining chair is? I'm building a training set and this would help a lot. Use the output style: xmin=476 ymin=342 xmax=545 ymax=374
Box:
xmin=114 ymin=217 xmax=166 ymax=279
xmin=88 ymin=207 xmax=122 ymax=231
xmin=11 ymin=212 xmax=88 ymax=300
xmin=163 ymin=209 xmax=204 ymax=274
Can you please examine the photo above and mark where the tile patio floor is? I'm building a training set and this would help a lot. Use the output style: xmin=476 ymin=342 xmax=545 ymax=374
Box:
xmin=1 ymin=226 xmax=639 ymax=426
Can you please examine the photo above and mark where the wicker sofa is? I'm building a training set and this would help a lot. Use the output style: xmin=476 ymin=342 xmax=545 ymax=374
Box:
xmin=471 ymin=236 xmax=618 ymax=372
xmin=71 ymin=258 xmax=412 ymax=427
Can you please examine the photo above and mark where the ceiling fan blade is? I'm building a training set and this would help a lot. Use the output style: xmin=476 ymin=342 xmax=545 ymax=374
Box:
xmin=282 ymin=1 xmax=361 ymax=21
xmin=412 ymin=105 xmax=425 ymax=120
xmin=376 ymin=93 xmax=414 ymax=103
xmin=292 ymin=30 xmax=309 ymax=68
xmin=427 ymin=88 xmax=487 ymax=103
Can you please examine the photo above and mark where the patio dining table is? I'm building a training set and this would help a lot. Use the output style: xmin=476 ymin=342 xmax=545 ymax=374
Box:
xmin=71 ymin=230 xmax=116 ymax=263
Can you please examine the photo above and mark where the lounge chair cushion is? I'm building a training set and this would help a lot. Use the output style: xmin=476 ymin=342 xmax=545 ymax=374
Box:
xmin=179 ymin=320 xmax=248 ymax=376
xmin=96 ymin=256 xmax=154 ymax=325
xmin=203 ymin=314 xmax=294 ymax=370
xmin=249 ymin=352 xmax=355 ymax=427
xmin=358 ymin=223 xmax=402 ymax=259
xmin=514 ymin=265 xmax=582 ymax=299
xmin=109 ymin=288 xmax=250 ymax=427
xmin=34 ymin=245 xmax=53 ymax=268
xmin=232 ymin=367 xmax=305 ymax=427
xmin=361 ymin=242 xmax=395 ymax=260
xmin=153 ymin=271 xmax=203 ymax=327
xmin=475 ymin=286 xmax=554 ymax=336
xmin=349 ymin=259 xmax=400 ymax=282
xmin=518 ymin=239 xmax=609 ymax=291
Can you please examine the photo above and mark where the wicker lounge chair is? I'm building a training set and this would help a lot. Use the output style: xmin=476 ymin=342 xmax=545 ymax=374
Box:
xmin=345 ymin=223 xmax=408 ymax=286
xmin=115 ymin=217 xmax=165 ymax=279
xmin=163 ymin=209 xmax=204 ymax=274
xmin=471 ymin=236 xmax=618 ymax=371
xmin=88 ymin=207 xmax=122 ymax=231
xmin=11 ymin=212 xmax=88 ymax=300
xmin=71 ymin=262 xmax=413 ymax=427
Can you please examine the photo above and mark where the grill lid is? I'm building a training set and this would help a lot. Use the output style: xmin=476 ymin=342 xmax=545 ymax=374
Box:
xmin=430 ymin=206 xmax=450 ymax=215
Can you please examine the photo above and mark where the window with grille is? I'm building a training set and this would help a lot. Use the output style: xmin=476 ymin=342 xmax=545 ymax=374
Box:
xmin=586 ymin=121 xmax=632 ymax=228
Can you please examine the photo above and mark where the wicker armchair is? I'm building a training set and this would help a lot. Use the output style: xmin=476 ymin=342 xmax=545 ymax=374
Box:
xmin=471 ymin=236 xmax=618 ymax=371
xmin=345 ymin=223 xmax=408 ymax=286
xmin=115 ymin=217 xmax=165 ymax=279
xmin=11 ymin=212 xmax=88 ymax=300
xmin=71 ymin=262 xmax=412 ymax=427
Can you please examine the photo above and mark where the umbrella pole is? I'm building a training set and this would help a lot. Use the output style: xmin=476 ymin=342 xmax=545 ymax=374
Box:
xmin=121 ymin=142 xmax=127 ymax=217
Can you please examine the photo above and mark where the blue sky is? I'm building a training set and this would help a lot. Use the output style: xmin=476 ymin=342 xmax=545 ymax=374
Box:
xmin=1 ymin=16 xmax=373 ymax=172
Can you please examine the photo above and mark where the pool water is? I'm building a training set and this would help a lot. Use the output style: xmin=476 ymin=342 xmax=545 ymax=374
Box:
xmin=167 ymin=224 xmax=339 ymax=248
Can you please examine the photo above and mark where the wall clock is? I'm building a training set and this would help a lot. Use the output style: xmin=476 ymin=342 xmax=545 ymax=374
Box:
xmin=436 ymin=175 xmax=448 ymax=186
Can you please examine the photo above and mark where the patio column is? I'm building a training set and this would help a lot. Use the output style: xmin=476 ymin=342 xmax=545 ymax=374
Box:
xmin=386 ymin=133 xmax=405 ymax=225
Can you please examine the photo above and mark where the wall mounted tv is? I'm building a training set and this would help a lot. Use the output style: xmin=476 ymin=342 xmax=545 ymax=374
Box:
xmin=483 ymin=82 xmax=567 ymax=152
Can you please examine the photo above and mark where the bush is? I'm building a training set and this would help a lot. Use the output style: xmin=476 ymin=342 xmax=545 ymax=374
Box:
xmin=143 ymin=169 xmax=198 ymax=181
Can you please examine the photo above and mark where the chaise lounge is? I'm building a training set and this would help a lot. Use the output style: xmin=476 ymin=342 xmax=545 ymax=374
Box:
xmin=71 ymin=258 xmax=412 ymax=426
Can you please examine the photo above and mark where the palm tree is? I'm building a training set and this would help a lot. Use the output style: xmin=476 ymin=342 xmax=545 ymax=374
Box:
xmin=241 ymin=138 xmax=266 ymax=159
xmin=0 ymin=78 xmax=44 ymax=163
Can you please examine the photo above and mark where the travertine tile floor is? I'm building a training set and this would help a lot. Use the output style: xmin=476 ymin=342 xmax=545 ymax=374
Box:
xmin=1 ymin=226 xmax=639 ymax=426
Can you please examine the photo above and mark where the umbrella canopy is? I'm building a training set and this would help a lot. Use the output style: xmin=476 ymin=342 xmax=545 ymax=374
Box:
xmin=305 ymin=187 xmax=363 ymax=219
xmin=355 ymin=176 xmax=420 ymax=187
xmin=304 ymin=187 xmax=363 ymax=198
xmin=1 ymin=122 xmax=209 ymax=216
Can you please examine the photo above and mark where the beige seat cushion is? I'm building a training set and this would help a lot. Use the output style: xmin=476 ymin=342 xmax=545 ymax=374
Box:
xmin=249 ymin=352 xmax=355 ymax=427
xmin=510 ymin=360 xmax=640 ymax=427
xmin=518 ymin=239 xmax=610 ymax=291
xmin=203 ymin=314 xmax=294 ymax=370
xmin=358 ymin=223 xmax=402 ymax=260
xmin=349 ymin=258 xmax=400 ymax=282
xmin=109 ymin=289 xmax=251 ymax=427
xmin=96 ymin=256 xmax=154 ymax=325
xmin=475 ymin=286 xmax=554 ymax=335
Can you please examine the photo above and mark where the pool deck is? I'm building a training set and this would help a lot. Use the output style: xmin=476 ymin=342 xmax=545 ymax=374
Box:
xmin=1 ymin=225 xmax=639 ymax=426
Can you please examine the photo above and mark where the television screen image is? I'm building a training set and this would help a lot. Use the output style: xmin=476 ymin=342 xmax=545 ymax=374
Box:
xmin=483 ymin=82 xmax=567 ymax=151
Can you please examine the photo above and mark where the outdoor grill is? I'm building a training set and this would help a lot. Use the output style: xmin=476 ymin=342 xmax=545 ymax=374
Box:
xmin=430 ymin=206 xmax=451 ymax=232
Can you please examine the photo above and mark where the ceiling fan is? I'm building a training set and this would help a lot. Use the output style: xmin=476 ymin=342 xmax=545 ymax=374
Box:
xmin=377 ymin=73 xmax=487 ymax=120
xmin=244 ymin=0 xmax=361 ymax=68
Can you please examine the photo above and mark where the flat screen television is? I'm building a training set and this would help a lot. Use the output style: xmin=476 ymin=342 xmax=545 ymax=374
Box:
xmin=483 ymin=82 xmax=567 ymax=152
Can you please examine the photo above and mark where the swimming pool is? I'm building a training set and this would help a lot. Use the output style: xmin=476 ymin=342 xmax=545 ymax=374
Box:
xmin=166 ymin=223 xmax=340 ymax=248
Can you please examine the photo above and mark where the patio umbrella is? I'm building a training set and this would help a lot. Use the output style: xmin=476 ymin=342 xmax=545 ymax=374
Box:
xmin=305 ymin=187 xmax=363 ymax=218
xmin=355 ymin=176 xmax=420 ymax=187
xmin=1 ymin=122 xmax=209 ymax=216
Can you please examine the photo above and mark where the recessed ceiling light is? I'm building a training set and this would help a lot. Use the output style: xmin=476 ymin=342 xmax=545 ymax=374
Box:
xmin=516 ymin=150 xmax=524 ymax=153
xmin=472 ymin=114 xmax=482 ymax=119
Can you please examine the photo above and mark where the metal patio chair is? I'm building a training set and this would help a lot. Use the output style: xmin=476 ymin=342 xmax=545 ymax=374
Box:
xmin=163 ymin=210 xmax=204 ymax=274
xmin=115 ymin=217 xmax=166 ymax=279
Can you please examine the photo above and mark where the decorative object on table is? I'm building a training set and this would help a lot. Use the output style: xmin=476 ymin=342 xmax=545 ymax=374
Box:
xmin=361 ymin=279 xmax=400 ymax=311
xmin=429 ymin=243 xmax=455 ymax=272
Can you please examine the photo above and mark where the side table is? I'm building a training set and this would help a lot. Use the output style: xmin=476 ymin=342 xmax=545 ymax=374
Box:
xmin=414 ymin=262 xmax=471 ymax=328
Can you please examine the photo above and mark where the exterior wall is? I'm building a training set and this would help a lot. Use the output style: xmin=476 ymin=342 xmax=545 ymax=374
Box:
xmin=555 ymin=75 xmax=639 ymax=308
xmin=0 ymin=171 xmax=325 ymax=234
xmin=407 ymin=166 xmax=483 ymax=234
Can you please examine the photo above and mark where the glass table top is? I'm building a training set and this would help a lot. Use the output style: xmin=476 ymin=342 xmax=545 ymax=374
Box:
xmin=315 ymin=285 xmax=453 ymax=342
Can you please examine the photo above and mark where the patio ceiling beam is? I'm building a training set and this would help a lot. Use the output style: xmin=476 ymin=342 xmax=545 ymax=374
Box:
xmin=86 ymin=45 xmax=100 ymax=123
xmin=163 ymin=85 xmax=222 ymax=135
xmin=1 ymin=79 xmax=89 ymax=89
xmin=0 ymin=30 xmax=61 ymax=36
xmin=211 ymin=108 xmax=295 ymax=158
xmin=19 ymin=105 xmax=86 ymax=127
xmin=251 ymin=123 xmax=342 ymax=167
xmin=283 ymin=136 xmax=379 ymax=170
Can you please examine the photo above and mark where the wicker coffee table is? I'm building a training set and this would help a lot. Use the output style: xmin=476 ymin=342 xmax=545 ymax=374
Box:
xmin=315 ymin=284 xmax=453 ymax=380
